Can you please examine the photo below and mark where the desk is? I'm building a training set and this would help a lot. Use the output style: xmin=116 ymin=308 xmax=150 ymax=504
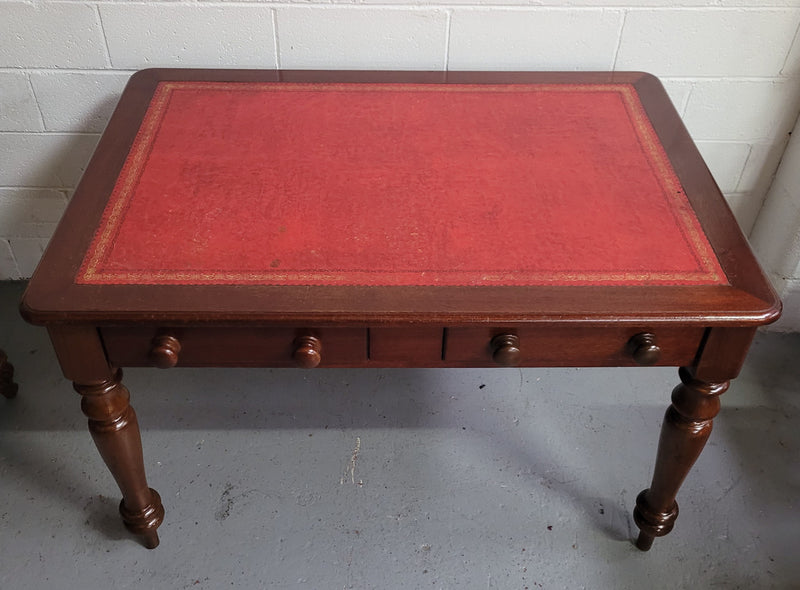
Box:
xmin=21 ymin=69 xmax=780 ymax=551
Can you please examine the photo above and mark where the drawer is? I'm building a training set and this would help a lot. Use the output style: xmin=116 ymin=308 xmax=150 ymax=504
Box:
xmin=369 ymin=327 xmax=444 ymax=365
xmin=100 ymin=327 xmax=367 ymax=368
xmin=444 ymin=326 xmax=705 ymax=367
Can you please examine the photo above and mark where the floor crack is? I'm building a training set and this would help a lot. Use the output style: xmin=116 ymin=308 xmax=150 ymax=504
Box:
xmin=340 ymin=437 xmax=362 ymax=486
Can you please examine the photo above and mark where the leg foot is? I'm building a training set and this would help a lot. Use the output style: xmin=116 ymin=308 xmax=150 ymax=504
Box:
xmin=0 ymin=349 xmax=18 ymax=399
xmin=141 ymin=530 xmax=160 ymax=550
xmin=633 ymin=488 xmax=679 ymax=550
xmin=120 ymin=488 xmax=165 ymax=549
xmin=633 ymin=367 xmax=728 ymax=550
xmin=76 ymin=369 xmax=164 ymax=547
xmin=635 ymin=531 xmax=654 ymax=552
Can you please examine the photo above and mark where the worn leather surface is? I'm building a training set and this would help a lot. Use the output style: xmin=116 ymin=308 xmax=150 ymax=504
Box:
xmin=78 ymin=82 xmax=726 ymax=286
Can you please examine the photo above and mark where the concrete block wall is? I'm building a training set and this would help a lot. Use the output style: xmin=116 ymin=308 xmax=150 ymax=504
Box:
xmin=750 ymin=115 xmax=800 ymax=331
xmin=1 ymin=0 xmax=799 ymax=281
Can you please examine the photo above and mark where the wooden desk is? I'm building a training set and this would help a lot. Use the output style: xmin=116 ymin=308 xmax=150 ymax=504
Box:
xmin=21 ymin=69 xmax=780 ymax=551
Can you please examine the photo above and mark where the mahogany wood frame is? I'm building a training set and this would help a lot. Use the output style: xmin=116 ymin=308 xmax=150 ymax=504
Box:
xmin=21 ymin=70 xmax=780 ymax=551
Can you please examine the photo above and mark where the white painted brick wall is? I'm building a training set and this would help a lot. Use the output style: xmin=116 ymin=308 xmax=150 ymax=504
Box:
xmin=615 ymin=9 xmax=800 ymax=77
xmin=0 ymin=3 xmax=108 ymax=69
xmin=694 ymin=142 xmax=751 ymax=193
xmin=278 ymin=8 xmax=449 ymax=70
xmin=0 ymin=239 xmax=18 ymax=280
xmin=784 ymin=24 xmax=800 ymax=76
xmin=0 ymin=72 xmax=44 ymax=132
xmin=100 ymin=5 xmax=278 ymax=69
xmin=448 ymin=10 xmax=624 ymax=70
xmin=8 ymin=237 xmax=49 ymax=278
xmin=0 ymin=189 xmax=68 ymax=239
xmin=751 ymin=115 xmax=800 ymax=331
xmin=29 ymin=72 xmax=131 ymax=133
xmin=1 ymin=0 xmax=799 ymax=286
xmin=0 ymin=134 xmax=100 ymax=187
xmin=682 ymin=80 xmax=800 ymax=141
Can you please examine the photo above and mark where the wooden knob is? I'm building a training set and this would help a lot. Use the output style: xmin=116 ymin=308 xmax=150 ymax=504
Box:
xmin=293 ymin=335 xmax=322 ymax=368
xmin=149 ymin=334 xmax=181 ymax=369
xmin=629 ymin=332 xmax=660 ymax=366
xmin=491 ymin=334 xmax=521 ymax=367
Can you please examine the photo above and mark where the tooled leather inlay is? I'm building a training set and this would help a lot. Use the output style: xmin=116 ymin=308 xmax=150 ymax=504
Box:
xmin=77 ymin=82 xmax=727 ymax=287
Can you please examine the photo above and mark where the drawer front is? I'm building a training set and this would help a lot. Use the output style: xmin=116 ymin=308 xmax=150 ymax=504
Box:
xmin=101 ymin=325 xmax=704 ymax=369
xmin=445 ymin=326 xmax=705 ymax=367
xmin=369 ymin=327 xmax=444 ymax=365
xmin=101 ymin=327 xmax=367 ymax=368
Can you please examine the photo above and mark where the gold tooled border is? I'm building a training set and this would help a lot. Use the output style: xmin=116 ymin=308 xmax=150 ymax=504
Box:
xmin=77 ymin=82 xmax=728 ymax=286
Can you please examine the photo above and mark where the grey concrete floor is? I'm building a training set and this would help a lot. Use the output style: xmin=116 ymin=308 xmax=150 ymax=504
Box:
xmin=1 ymin=281 xmax=798 ymax=589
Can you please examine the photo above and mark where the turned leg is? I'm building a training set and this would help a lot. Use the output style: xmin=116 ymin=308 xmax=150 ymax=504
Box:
xmin=0 ymin=348 xmax=18 ymax=399
xmin=75 ymin=369 xmax=164 ymax=548
xmin=634 ymin=366 xmax=729 ymax=551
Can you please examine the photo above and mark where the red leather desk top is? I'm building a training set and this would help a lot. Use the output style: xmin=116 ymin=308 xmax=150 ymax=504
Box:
xmin=77 ymin=81 xmax=726 ymax=287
